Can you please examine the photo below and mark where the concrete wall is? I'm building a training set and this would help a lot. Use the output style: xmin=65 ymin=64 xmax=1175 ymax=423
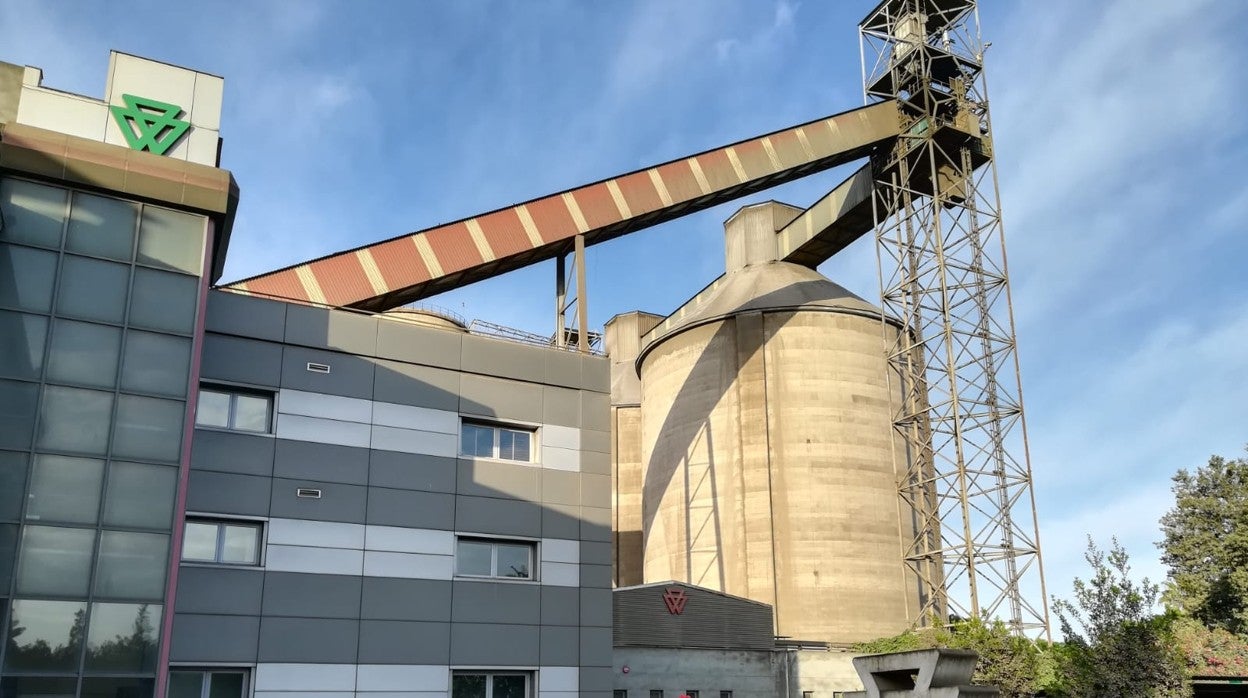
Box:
xmin=613 ymin=647 xmax=863 ymax=698
xmin=175 ymin=290 xmax=613 ymax=697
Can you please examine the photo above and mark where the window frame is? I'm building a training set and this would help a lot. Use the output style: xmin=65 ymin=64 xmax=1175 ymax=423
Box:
xmin=180 ymin=518 xmax=264 ymax=566
xmin=459 ymin=419 xmax=537 ymax=463
xmin=451 ymin=670 xmax=531 ymax=698
xmin=194 ymin=385 xmax=274 ymax=434
xmin=167 ymin=667 xmax=251 ymax=698
xmin=454 ymin=536 xmax=537 ymax=581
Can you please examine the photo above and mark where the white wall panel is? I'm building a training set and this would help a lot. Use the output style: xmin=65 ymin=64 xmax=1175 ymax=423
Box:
xmin=269 ymin=518 xmax=365 ymax=549
xmin=279 ymin=389 xmax=373 ymax=423
xmin=541 ymin=539 xmax=579 ymax=564
xmin=540 ymin=561 xmax=580 ymax=587
xmin=255 ymin=664 xmax=357 ymax=692
xmin=541 ymin=424 xmax=580 ymax=451
xmin=266 ymin=544 xmax=363 ymax=576
xmin=538 ymin=667 xmax=579 ymax=693
xmin=355 ymin=665 xmax=449 ymax=692
xmin=17 ymin=89 xmax=109 ymax=141
xmin=541 ymin=446 xmax=580 ymax=472
xmin=371 ymin=402 xmax=458 ymax=434
xmin=362 ymin=550 xmax=454 ymax=580
xmin=277 ymin=414 xmax=371 ymax=449
xmin=370 ymin=425 xmax=457 ymax=457
xmin=365 ymin=525 xmax=455 ymax=555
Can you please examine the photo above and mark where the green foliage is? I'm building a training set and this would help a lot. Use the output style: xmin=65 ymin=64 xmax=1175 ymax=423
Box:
xmin=1159 ymin=450 xmax=1248 ymax=634
xmin=1052 ymin=538 xmax=1188 ymax=697
xmin=853 ymin=617 xmax=1055 ymax=698
xmin=1171 ymin=615 xmax=1248 ymax=676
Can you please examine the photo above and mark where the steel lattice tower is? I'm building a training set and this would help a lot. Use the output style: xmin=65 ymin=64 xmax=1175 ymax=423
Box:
xmin=859 ymin=0 xmax=1050 ymax=637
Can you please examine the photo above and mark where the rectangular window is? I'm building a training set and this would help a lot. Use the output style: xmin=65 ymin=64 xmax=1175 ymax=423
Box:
xmin=181 ymin=520 xmax=261 ymax=565
xmin=802 ymin=692 xmax=813 ymax=698
xmin=455 ymin=537 xmax=534 ymax=580
xmin=686 ymin=692 xmax=700 ymax=698
xmin=451 ymin=671 xmax=530 ymax=698
xmin=721 ymin=692 xmax=733 ymax=698
xmin=168 ymin=669 xmax=248 ymax=698
xmin=460 ymin=421 xmax=534 ymax=462
xmin=615 ymin=691 xmax=628 ymax=698
xmin=195 ymin=386 xmax=272 ymax=433
xmin=650 ymin=691 xmax=663 ymax=698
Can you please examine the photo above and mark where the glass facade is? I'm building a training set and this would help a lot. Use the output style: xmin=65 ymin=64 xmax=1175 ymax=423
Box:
xmin=0 ymin=177 xmax=207 ymax=696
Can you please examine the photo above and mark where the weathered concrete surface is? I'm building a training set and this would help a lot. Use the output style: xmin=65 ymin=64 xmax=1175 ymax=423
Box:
xmin=613 ymin=646 xmax=865 ymax=697
xmin=843 ymin=649 xmax=1000 ymax=698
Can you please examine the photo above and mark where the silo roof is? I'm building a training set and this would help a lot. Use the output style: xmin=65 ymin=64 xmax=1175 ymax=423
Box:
xmin=639 ymin=261 xmax=889 ymax=364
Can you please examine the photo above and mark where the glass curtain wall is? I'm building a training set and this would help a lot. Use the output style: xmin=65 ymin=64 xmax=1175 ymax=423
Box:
xmin=0 ymin=177 xmax=207 ymax=698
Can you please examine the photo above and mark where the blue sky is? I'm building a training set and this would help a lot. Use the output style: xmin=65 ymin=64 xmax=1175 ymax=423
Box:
xmin=4 ymin=0 xmax=1247 ymax=626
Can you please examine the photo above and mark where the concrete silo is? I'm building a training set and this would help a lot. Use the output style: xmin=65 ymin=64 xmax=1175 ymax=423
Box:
xmin=610 ymin=201 xmax=924 ymax=645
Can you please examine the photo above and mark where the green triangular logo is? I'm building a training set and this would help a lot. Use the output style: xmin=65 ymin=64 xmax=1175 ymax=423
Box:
xmin=109 ymin=94 xmax=191 ymax=156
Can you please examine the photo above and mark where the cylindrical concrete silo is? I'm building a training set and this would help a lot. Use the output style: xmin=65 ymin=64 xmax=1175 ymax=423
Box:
xmin=636 ymin=201 xmax=922 ymax=645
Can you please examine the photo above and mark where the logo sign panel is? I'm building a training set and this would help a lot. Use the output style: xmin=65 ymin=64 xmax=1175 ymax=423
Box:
xmin=662 ymin=587 xmax=688 ymax=615
xmin=110 ymin=94 xmax=190 ymax=156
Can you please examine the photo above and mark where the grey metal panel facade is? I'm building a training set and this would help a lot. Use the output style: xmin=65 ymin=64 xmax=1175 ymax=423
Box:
xmin=613 ymin=583 xmax=775 ymax=651
xmin=178 ymin=295 xmax=611 ymax=678
xmin=200 ymin=334 xmax=284 ymax=387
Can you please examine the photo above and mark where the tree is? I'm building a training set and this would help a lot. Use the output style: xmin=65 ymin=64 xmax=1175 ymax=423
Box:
xmin=1052 ymin=537 xmax=1187 ymax=697
xmin=1159 ymin=450 xmax=1248 ymax=634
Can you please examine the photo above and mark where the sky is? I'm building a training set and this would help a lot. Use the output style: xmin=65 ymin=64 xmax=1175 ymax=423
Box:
xmin=3 ymin=0 xmax=1246 ymax=629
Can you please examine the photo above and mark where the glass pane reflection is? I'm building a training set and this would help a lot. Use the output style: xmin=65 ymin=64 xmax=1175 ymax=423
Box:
xmin=84 ymin=602 xmax=162 ymax=672
xmin=16 ymin=525 xmax=95 ymax=597
xmin=3 ymin=599 xmax=88 ymax=672
xmin=26 ymin=454 xmax=104 ymax=525
xmin=0 ymin=178 xmax=68 ymax=248
xmin=94 ymin=530 xmax=168 ymax=600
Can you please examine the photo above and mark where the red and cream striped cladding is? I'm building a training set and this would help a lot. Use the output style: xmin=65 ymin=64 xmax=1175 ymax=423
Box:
xmin=227 ymin=100 xmax=901 ymax=311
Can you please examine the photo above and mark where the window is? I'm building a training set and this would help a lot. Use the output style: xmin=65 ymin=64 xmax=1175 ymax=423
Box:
xmin=802 ymin=692 xmax=814 ymax=698
xmin=196 ymin=386 xmax=272 ymax=433
xmin=452 ymin=672 xmax=529 ymax=698
xmin=456 ymin=537 xmax=534 ymax=580
xmin=460 ymin=421 xmax=534 ymax=462
xmin=168 ymin=669 xmax=248 ymax=698
xmin=685 ymin=692 xmax=700 ymax=698
xmin=181 ymin=520 xmax=261 ymax=565
xmin=650 ymin=691 xmax=663 ymax=698
xmin=615 ymin=691 xmax=628 ymax=698
xmin=721 ymin=692 xmax=733 ymax=698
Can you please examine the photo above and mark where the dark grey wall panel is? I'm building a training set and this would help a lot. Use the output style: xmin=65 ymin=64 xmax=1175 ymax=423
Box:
xmin=580 ymin=588 xmax=611 ymax=627
xmin=459 ymin=374 xmax=543 ymax=424
xmin=257 ymin=617 xmax=359 ymax=663
xmin=541 ymin=470 xmax=581 ymax=506
xmin=461 ymin=334 xmax=545 ymax=384
xmin=540 ymin=626 xmax=579 ymax=665
xmin=170 ymin=614 xmax=260 ymax=663
xmin=190 ymin=429 xmax=275 ymax=477
xmin=376 ymin=319 xmax=461 ymax=370
xmin=580 ymin=474 xmax=611 ymax=509
xmin=580 ymin=666 xmax=613 ymax=691
xmin=451 ymin=582 xmax=539 ymax=625
xmin=541 ymin=502 xmax=581 ymax=540
xmin=360 ymin=577 xmax=452 ymax=622
xmin=201 ymin=334 xmax=283 ymax=387
xmin=542 ymin=386 xmax=580 ymax=428
xmin=540 ymin=587 xmax=580 ymax=627
xmin=205 ymin=290 xmax=286 ymax=342
xmin=285 ymin=303 xmax=378 ymax=356
xmin=280 ymin=346 xmax=375 ymax=399
xmin=174 ymin=566 xmax=263 ymax=615
xmin=581 ymin=541 xmax=611 ymax=566
xmin=581 ymin=450 xmax=611 ymax=475
xmin=580 ymin=628 xmax=613 ymax=669
xmin=273 ymin=439 xmax=369 ymax=486
xmin=261 ymin=572 xmax=362 ymax=619
xmin=373 ymin=359 xmax=460 ymax=411
xmin=450 ymin=623 xmax=539 ymax=666
xmin=186 ymin=470 xmax=271 ymax=516
xmin=270 ymin=478 xmax=367 ymax=524
xmin=369 ymin=451 xmax=456 ymax=494
xmin=457 ymin=459 xmax=540 ymax=502
xmin=455 ymin=495 xmax=540 ymax=538
xmin=366 ymin=488 xmax=455 ymax=529
xmin=581 ymin=429 xmax=611 ymax=454
xmin=612 ymin=584 xmax=773 ymax=651
xmin=580 ymin=563 xmax=612 ymax=589
xmin=543 ymin=350 xmax=582 ymax=390
xmin=581 ymin=391 xmax=611 ymax=431
xmin=581 ymin=506 xmax=611 ymax=542
xmin=358 ymin=620 xmax=450 ymax=664
xmin=582 ymin=355 xmax=610 ymax=393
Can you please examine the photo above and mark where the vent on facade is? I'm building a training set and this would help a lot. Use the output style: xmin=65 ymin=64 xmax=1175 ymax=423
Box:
xmin=306 ymin=362 xmax=331 ymax=373
xmin=295 ymin=488 xmax=322 ymax=498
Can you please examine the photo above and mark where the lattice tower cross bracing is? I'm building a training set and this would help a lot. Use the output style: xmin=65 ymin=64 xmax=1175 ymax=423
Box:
xmin=861 ymin=0 xmax=1050 ymax=637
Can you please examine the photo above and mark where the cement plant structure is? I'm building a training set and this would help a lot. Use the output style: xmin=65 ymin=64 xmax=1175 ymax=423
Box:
xmin=231 ymin=0 xmax=1049 ymax=640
